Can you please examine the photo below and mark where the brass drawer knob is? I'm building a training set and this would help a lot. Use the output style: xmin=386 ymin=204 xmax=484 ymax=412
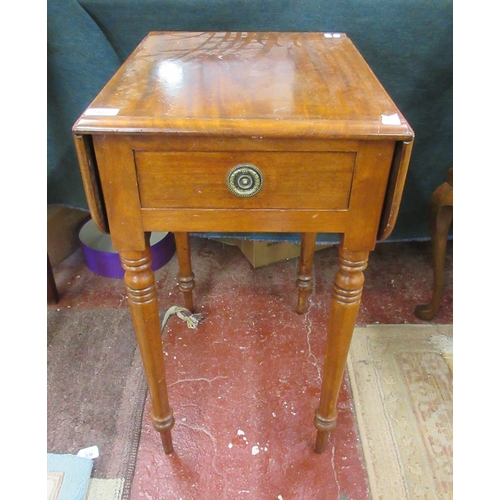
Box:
xmin=227 ymin=164 xmax=263 ymax=197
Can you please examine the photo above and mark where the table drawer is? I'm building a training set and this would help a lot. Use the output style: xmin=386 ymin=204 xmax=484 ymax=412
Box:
xmin=135 ymin=151 xmax=355 ymax=210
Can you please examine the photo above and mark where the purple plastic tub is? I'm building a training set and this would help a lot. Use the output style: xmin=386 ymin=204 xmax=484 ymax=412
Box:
xmin=79 ymin=219 xmax=176 ymax=278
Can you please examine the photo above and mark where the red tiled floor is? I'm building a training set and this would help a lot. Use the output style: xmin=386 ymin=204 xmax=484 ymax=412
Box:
xmin=49 ymin=237 xmax=452 ymax=499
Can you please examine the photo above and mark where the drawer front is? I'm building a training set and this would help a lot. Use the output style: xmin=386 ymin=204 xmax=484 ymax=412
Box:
xmin=135 ymin=151 xmax=355 ymax=210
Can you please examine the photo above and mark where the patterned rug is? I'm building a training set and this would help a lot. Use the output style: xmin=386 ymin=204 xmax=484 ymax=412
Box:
xmin=347 ymin=324 xmax=453 ymax=499
xmin=47 ymin=309 xmax=148 ymax=500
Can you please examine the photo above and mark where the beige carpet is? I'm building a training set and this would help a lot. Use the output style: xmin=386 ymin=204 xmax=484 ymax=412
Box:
xmin=347 ymin=324 xmax=453 ymax=500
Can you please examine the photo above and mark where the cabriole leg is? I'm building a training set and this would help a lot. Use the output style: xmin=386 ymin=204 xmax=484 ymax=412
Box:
xmin=414 ymin=170 xmax=453 ymax=320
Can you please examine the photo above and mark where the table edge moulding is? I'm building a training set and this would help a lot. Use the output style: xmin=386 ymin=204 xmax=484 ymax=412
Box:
xmin=72 ymin=31 xmax=414 ymax=455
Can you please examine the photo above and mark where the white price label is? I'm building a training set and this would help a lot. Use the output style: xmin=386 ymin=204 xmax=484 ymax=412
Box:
xmin=381 ymin=113 xmax=402 ymax=125
xmin=76 ymin=445 xmax=100 ymax=459
xmin=83 ymin=108 xmax=119 ymax=117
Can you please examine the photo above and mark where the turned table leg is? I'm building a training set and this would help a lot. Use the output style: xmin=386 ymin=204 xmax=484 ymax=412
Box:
xmin=120 ymin=246 xmax=175 ymax=454
xmin=414 ymin=169 xmax=453 ymax=321
xmin=314 ymin=246 xmax=369 ymax=453
xmin=297 ymin=232 xmax=317 ymax=314
xmin=174 ymin=232 xmax=195 ymax=312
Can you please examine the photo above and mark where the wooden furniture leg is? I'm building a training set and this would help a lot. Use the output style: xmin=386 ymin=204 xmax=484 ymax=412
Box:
xmin=47 ymin=254 xmax=59 ymax=304
xmin=314 ymin=246 xmax=369 ymax=453
xmin=120 ymin=245 xmax=175 ymax=454
xmin=414 ymin=169 xmax=453 ymax=321
xmin=297 ymin=232 xmax=317 ymax=313
xmin=174 ymin=232 xmax=195 ymax=312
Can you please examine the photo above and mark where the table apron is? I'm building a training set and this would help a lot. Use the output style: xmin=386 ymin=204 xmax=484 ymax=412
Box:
xmin=140 ymin=208 xmax=349 ymax=234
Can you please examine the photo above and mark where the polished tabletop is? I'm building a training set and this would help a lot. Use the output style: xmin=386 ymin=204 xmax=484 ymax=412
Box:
xmin=74 ymin=31 xmax=412 ymax=140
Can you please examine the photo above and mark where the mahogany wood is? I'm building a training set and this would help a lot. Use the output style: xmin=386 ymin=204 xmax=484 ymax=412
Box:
xmin=314 ymin=245 xmax=369 ymax=452
xmin=297 ymin=233 xmax=317 ymax=314
xmin=174 ymin=232 xmax=195 ymax=312
xmin=73 ymin=32 xmax=414 ymax=455
xmin=414 ymin=169 xmax=453 ymax=320
xmin=120 ymin=242 xmax=175 ymax=454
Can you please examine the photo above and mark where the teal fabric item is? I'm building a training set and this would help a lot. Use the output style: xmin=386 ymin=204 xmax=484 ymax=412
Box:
xmin=47 ymin=453 xmax=93 ymax=500
xmin=48 ymin=0 xmax=120 ymax=209
xmin=48 ymin=0 xmax=452 ymax=241
xmin=194 ymin=232 xmax=341 ymax=244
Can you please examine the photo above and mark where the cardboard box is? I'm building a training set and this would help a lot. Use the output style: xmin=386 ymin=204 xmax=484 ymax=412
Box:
xmin=213 ymin=237 xmax=334 ymax=268
xmin=47 ymin=205 xmax=89 ymax=266
xmin=236 ymin=239 xmax=301 ymax=268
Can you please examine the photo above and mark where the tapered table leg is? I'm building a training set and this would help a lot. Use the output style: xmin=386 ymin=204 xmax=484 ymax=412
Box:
xmin=174 ymin=232 xmax=195 ymax=312
xmin=297 ymin=233 xmax=317 ymax=314
xmin=415 ymin=169 xmax=453 ymax=321
xmin=314 ymin=246 xmax=369 ymax=453
xmin=120 ymin=246 xmax=175 ymax=454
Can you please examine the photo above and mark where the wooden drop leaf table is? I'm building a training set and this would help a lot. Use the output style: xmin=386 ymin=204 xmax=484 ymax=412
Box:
xmin=73 ymin=31 xmax=414 ymax=455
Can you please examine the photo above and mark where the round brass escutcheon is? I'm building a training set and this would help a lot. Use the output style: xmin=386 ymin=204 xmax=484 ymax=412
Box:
xmin=226 ymin=164 xmax=263 ymax=197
